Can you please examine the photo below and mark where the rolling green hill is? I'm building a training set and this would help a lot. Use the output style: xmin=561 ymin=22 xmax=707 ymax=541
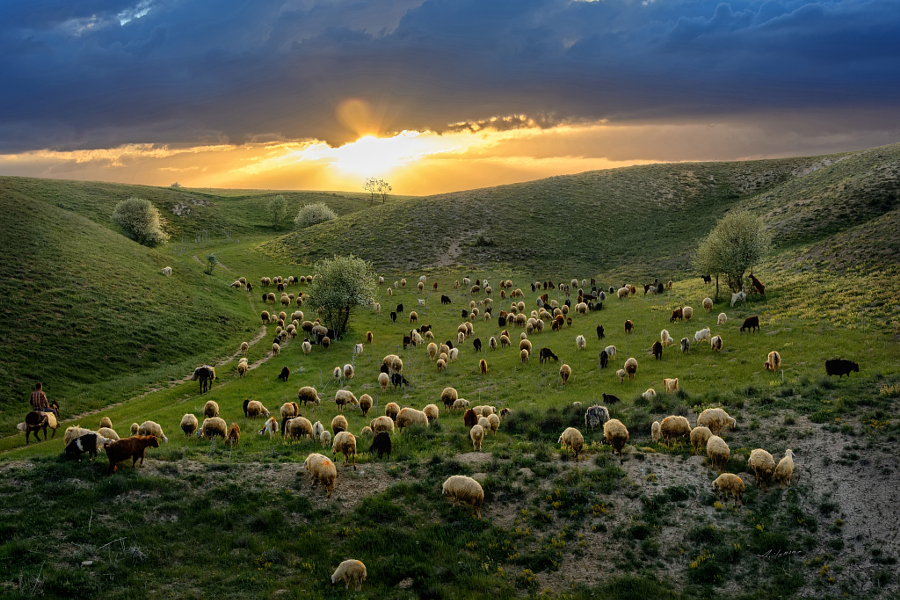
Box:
xmin=262 ymin=143 xmax=900 ymax=275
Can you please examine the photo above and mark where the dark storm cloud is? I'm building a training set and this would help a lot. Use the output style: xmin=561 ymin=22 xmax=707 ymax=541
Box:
xmin=1 ymin=0 xmax=898 ymax=153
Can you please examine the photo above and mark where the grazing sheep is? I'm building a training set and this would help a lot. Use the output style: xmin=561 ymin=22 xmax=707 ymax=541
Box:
xmin=740 ymin=315 xmax=760 ymax=332
xmin=370 ymin=416 xmax=395 ymax=434
xmin=451 ymin=399 xmax=470 ymax=411
xmin=749 ymin=448 xmax=776 ymax=491
xmin=690 ymin=426 xmax=712 ymax=454
xmin=332 ymin=431 xmax=358 ymax=468
xmin=575 ymin=335 xmax=586 ymax=350
xmin=713 ymin=473 xmax=745 ymax=506
xmin=624 ymin=357 xmax=638 ymax=379
xmin=680 ymin=338 xmax=690 ymax=353
xmin=198 ymin=417 xmax=227 ymax=439
xmin=66 ymin=433 xmax=109 ymax=461
xmin=660 ymin=416 xmax=691 ymax=447
xmin=272 ymin=342 xmax=281 ymax=356
xmin=330 ymin=558 xmax=368 ymax=590
xmin=443 ymin=475 xmax=485 ymax=518
xmin=599 ymin=349 xmax=609 ymax=370
xmin=300 ymin=340 xmax=312 ymax=355
xmin=682 ymin=306 xmax=693 ymax=321
xmin=304 ymin=453 xmax=337 ymax=495
xmin=558 ymin=427 xmax=585 ymax=460
xmin=702 ymin=297 xmax=713 ymax=311
xmin=396 ymin=407 xmax=429 ymax=433
xmin=104 ymin=436 xmax=159 ymax=475
xmin=259 ymin=417 xmax=279 ymax=437
xmin=161 ymin=266 xmax=172 ymax=276
xmin=717 ymin=313 xmax=727 ymax=325
xmin=423 ymin=404 xmax=440 ymax=422
xmin=478 ymin=416 xmax=490 ymax=432
xmin=651 ymin=421 xmax=661 ymax=443
xmin=697 ymin=408 xmax=736 ymax=436
xmin=297 ymin=386 xmax=320 ymax=406
xmin=624 ymin=320 xmax=634 ymax=335
xmin=97 ymin=427 xmax=119 ymax=441
xmin=520 ymin=349 xmax=529 ymax=363
xmin=706 ymin=435 xmax=730 ymax=473
xmin=100 ymin=416 xmax=113 ymax=429
xmin=385 ymin=402 xmax=401 ymax=421
xmin=243 ymin=399 xmax=270 ymax=418
xmin=642 ymin=388 xmax=657 ymax=401
xmin=280 ymin=402 xmax=300 ymax=421
xmin=225 ymin=423 xmax=241 ymax=447
xmin=559 ymin=363 xmax=572 ymax=384
xmin=378 ymin=372 xmax=390 ymax=392
xmin=331 ymin=415 xmax=348 ymax=435
xmin=204 ymin=400 xmax=220 ymax=418
xmin=138 ymin=421 xmax=168 ymax=443
xmin=603 ymin=419 xmax=629 ymax=458
xmin=660 ymin=329 xmax=674 ymax=347
xmin=64 ymin=427 xmax=91 ymax=446
xmin=358 ymin=394 xmax=373 ymax=417
xmin=774 ymin=449 xmax=795 ymax=488
xmin=825 ymin=358 xmax=860 ymax=378
xmin=652 ymin=341 xmax=663 ymax=360
xmin=436 ymin=358 xmax=448 ymax=372
xmin=321 ymin=337 xmax=330 ymax=350
xmin=730 ymin=291 xmax=746 ymax=307
xmin=470 ymin=424 xmax=485 ymax=451
xmin=617 ymin=286 xmax=629 ymax=299
xmin=710 ymin=335 xmax=723 ymax=352
xmin=670 ymin=308 xmax=684 ymax=322
xmin=441 ymin=387 xmax=458 ymax=411
xmin=391 ymin=373 xmax=410 ymax=389
xmin=604 ymin=345 xmax=617 ymax=360
xmin=463 ymin=408 xmax=479 ymax=428
xmin=694 ymin=328 xmax=711 ymax=345
xmin=487 ymin=413 xmax=500 ymax=435
xmin=764 ymin=350 xmax=782 ymax=371
xmin=584 ymin=405 xmax=610 ymax=432
xmin=334 ymin=390 xmax=359 ymax=412
xmin=367 ymin=430 xmax=391 ymax=459
xmin=479 ymin=359 xmax=488 ymax=374
xmin=663 ymin=378 xmax=679 ymax=393
xmin=616 ymin=369 xmax=626 ymax=383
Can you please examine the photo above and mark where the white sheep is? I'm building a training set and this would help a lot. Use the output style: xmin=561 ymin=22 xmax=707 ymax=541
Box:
xmin=334 ymin=390 xmax=358 ymax=412
xmin=64 ymin=426 xmax=95 ymax=446
xmin=624 ymin=357 xmax=638 ymax=379
xmin=713 ymin=473 xmax=745 ymax=506
xmin=302 ymin=340 xmax=312 ymax=354
xmin=370 ymin=416 xmax=395 ymax=434
xmin=312 ymin=421 xmax=324 ymax=441
xmin=765 ymin=350 xmax=782 ymax=371
xmin=332 ymin=431 xmax=357 ymax=468
xmin=682 ymin=306 xmax=694 ymax=321
xmin=774 ymin=449 xmax=795 ymax=488
xmin=693 ymin=328 xmax=711 ymax=345
xmin=353 ymin=343 xmax=364 ymax=356
xmin=442 ymin=475 xmax=484 ymax=518
xmin=378 ymin=372 xmax=390 ymax=392
xmin=98 ymin=426 xmax=119 ymax=441
xmin=730 ymin=291 xmax=746 ymax=307
xmin=161 ymin=266 xmax=172 ymax=276
xmin=575 ymin=335 xmax=586 ymax=351
xmin=642 ymin=388 xmax=657 ymax=401
xmin=660 ymin=415 xmax=690 ymax=446
xmin=423 ymin=404 xmax=440 ymax=422
xmin=651 ymin=421 xmax=661 ymax=443
xmin=558 ymin=427 xmax=584 ymax=461
xmin=198 ymin=417 xmax=227 ymax=439
xmin=710 ymin=335 xmax=723 ymax=352
xmin=259 ymin=416 xmax=279 ymax=437
xmin=138 ymin=421 xmax=168 ymax=443
xmin=697 ymin=408 xmax=736 ymax=436
xmin=706 ymin=435 xmax=730 ymax=473
xmin=304 ymin=453 xmax=337 ymax=495
xmin=396 ymin=408 xmax=429 ymax=433
xmin=748 ymin=448 xmax=776 ymax=491
xmin=331 ymin=560 xmax=367 ymax=591
xmin=240 ymin=341 xmax=249 ymax=353
xmin=702 ymin=297 xmax=713 ymax=311
xmin=203 ymin=400 xmax=219 ymax=418
xmin=451 ymin=398 xmax=470 ymax=411
xmin=604 ymin=345 xmax=617 ymax=359
xmin=470 ymin=424 xmax=485 ymax=451
xmin=690 ymin=426 xmax=712 ymax=454
xmin=487 ymin=413 xmax=500 ymax=435
xmin=717 ymin=312 xmax=727 ymax=325
xmin=616 ymin=368 xmax=626 ymax=383
xmin=660 ymin=330 xmax=674 ymax=347
xmin=663 ymin=378 xmax=679 ymax=393
xmin=603 ymin=419 xmax=629 ymax=457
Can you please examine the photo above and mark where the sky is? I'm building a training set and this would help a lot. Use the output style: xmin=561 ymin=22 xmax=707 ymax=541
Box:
xmin=1 ymin=0 xmax=899 ymax=195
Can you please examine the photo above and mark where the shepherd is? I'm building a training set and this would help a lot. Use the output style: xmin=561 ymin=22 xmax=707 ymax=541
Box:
xmin=30 ymin=382 xmax=59 ymax=421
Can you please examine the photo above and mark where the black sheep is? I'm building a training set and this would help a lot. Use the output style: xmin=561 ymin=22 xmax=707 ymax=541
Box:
xmin=602 ymin=392 xmax=621 ymax=405
xmin=462 ymin=309 xmax=469 ymax=318
xmin=402 ymin=335 xmax=412 ymax=349
xmin=278 ymin=366 xmax=290 ymax=381
xmin=380 ymin=364 xmax=390 ymax=375
xmin=701 ymin=275 xmax=712 ymax=284
xmin=441 ymin=295 xmax=451 ymax=304
xmin=596 ymin=325 xmax=605 ymax=340
xmin=66 ymin=433 xmax=101 ymax=461
xmin=369 ymin=432 xmax=392 ymax=459
xmin=390 ymin=311 xmax=397 ymax=323
xmin=825 ymin=359 xmax=860 ymax=378
xmin=740 ymin=315 xmax=760 ymax=332
xmin=652 ymin=341 xmax=663 ymax=360
xmin=498 ymin=315 xmax=507 ymax=327
xmin=445 ymin=340 xmax=454 ymax=350
xmin=396 ymin=303 xmax=404 ymax=314
xmin=599 ymin=350 xmax=609 ymax=369
xmin=473 ymin=338 xmax=482 ymax=352
xmin=539 ymin=348 xmax=559 ymax=364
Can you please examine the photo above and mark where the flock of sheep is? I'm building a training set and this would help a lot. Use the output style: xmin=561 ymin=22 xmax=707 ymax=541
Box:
xmin=49 ymin=270 xmax=819 ymax=592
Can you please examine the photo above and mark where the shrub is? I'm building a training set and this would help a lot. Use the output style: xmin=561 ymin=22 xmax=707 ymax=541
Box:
xmin=268 ymin=194 xmax=289 ymax=229
xmin=294 ymin=202 xmax=337 ymax=229
xmin=110 ymin=197 xmax=168 ymax=246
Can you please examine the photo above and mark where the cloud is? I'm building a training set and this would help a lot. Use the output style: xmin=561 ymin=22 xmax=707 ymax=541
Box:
xmin=0 ymin=0 xmax=897 ymax=155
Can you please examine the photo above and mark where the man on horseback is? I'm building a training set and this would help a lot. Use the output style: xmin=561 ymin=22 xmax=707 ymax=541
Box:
xmin=30 ymin=382 xmax=59 ymax=421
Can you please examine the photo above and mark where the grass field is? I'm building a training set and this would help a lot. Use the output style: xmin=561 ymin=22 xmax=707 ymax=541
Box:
xmin=1 ymin=145 xmax=899 ymax=598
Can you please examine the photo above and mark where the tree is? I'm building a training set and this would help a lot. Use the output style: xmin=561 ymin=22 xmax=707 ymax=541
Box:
xmin=306 ymin=255 xmax=377 ymax=339
xmin=376 ymin=179 xmax=392 ymax=204
xmin=204 ymin=253 xmax=218 ymax=275
xmin=110 ymin=197 xmax=168 ymax=247
xmin=694 ymin=210 xmax=771 ymax=299
xmin=268 ymin=194 xmax=288 ymax=229
xmin=363 ymin=178 xmax=378 ymax=204
xmin=294 ymin=202 xmax=337 ymax=229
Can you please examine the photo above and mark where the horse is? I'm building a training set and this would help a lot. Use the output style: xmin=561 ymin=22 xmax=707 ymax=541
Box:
xmin=19 ymin=400 xmax=60 ymax=444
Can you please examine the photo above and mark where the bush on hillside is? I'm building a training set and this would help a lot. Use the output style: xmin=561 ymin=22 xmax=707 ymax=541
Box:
xmin=268 ymin=194 xmax=288 ymax=229
xmin=306 ymin=255 xmax=377 ymax=339
xmin=110 ymin=197 xmax=168 ymax=247
xmin=294 ymin=203 xmax=337 ymax=229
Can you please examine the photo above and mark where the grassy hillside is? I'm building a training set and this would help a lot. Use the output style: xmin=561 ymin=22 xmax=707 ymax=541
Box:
xmin=261 ymin=143 xmax=900 ymax=276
